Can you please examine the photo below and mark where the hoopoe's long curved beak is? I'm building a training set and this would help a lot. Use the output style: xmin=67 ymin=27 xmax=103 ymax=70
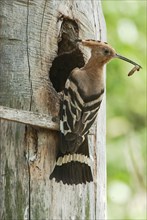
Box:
xmin=115 ymin=54 xmax=142 ymax=69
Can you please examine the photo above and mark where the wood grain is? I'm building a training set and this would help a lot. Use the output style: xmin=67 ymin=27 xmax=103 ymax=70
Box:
xmin=0 ymin=106 xmax=59 ymax=131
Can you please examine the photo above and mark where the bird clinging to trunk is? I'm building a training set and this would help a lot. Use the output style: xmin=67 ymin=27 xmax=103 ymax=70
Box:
xmin=50 ymin=39 xmax=142 ymax=185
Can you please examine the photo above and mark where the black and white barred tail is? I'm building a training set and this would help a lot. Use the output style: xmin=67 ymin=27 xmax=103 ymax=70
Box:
xmin=49 ymin=137 xmax=93 ymax=185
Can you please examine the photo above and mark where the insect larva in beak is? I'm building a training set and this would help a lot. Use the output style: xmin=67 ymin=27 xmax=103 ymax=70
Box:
xmin=128 ymin=65 xmax=141 ymax=76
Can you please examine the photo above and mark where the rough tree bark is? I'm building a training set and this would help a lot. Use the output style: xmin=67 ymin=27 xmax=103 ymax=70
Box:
xmin=0 ymin=0 xmax=106 ymax=219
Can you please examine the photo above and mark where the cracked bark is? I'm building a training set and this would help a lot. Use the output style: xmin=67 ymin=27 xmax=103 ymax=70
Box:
xmin=0 ymin=0 xmax=106 ymax=219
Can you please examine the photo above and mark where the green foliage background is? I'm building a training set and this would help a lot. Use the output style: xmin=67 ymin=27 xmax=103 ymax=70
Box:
xmin=102 ymin=1 xmax=146 ymax=219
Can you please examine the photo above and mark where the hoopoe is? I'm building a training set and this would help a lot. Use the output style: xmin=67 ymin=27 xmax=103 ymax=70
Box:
xmin=50 ymin=39 xmax=141 ymax=185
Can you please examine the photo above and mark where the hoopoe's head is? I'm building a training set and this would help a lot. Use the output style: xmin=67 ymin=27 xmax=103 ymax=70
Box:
xmin=76 ymin=39 xmax=142 ymax=73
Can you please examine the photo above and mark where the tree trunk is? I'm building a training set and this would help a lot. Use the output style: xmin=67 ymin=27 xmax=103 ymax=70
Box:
xmin=0 ymin=0 xmax=106 ymax=219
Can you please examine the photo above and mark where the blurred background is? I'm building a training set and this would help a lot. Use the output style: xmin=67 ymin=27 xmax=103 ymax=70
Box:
xmin=102 ymin=1 xmax=146 ymax=219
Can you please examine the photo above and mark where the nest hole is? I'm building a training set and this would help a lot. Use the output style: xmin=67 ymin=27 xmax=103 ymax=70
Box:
xmin=49 ymin=18 xmax=85 ymax=92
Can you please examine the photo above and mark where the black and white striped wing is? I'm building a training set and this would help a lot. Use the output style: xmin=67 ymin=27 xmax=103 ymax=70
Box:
xmin=60 ymin=75 xmax=104 ymax=153
xmin=81 ymin=90 xmax=104 ymax=137
xmin=60 ymin=78 xmax=84 ymax=148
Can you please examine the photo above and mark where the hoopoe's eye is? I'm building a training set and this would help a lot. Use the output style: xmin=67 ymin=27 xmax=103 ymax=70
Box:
xmin=104 ymin=48 xmax=110 ymax=55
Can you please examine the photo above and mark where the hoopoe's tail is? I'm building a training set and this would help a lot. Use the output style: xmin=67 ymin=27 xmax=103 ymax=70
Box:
xmin=49 ymin=137 xmax=93 ymax=185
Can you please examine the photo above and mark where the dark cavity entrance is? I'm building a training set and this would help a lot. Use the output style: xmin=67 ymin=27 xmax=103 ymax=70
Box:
xmin=49 ymin=18 xmax=85 ymax=92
